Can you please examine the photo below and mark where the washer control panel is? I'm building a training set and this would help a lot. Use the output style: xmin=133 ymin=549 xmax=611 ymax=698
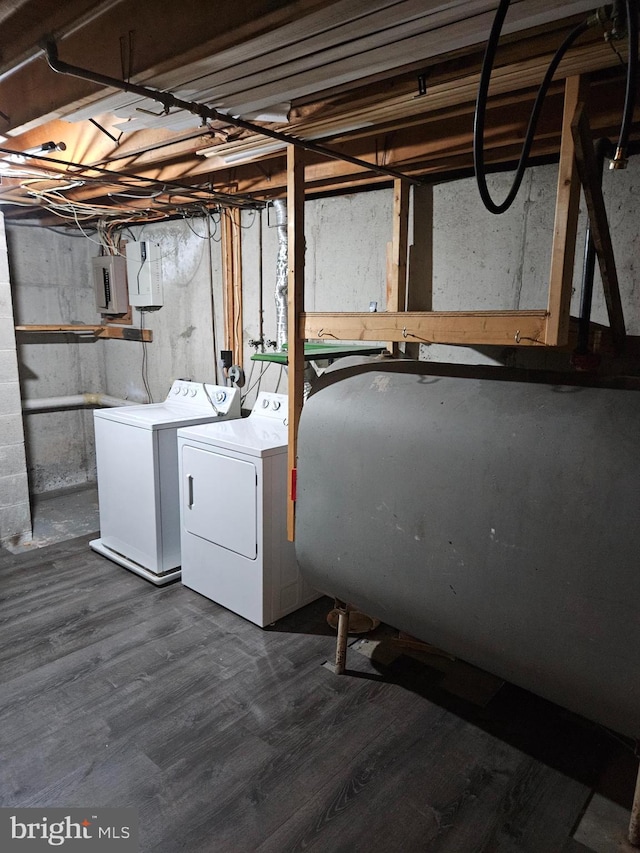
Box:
xmin=167 ymin=381 xmax=240 ymax=416
xmin=252 ymin=392 xmax=288 ymax=420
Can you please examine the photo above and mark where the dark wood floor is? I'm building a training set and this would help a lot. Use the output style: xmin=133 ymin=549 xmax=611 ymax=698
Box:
xmin=0 ymin=535 xmax=635 ymax=852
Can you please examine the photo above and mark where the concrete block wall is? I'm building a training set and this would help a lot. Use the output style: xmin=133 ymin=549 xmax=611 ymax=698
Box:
xmin=7 ymin=224 xmax=105 ymax=494
xmin=0 ymin=212 xmax=31 ymax=546
xmin=421 ymin=157 xmax=640 ymax=366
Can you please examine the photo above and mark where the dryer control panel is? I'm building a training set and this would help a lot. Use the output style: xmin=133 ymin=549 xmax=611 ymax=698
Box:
xmin=252 ymin=392 xmax=288 ymax=420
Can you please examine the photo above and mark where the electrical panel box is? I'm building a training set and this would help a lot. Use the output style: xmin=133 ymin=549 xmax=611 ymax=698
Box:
xmin=92 ymin=255 xmax=129 ymax=314
xmin=125 ymin=240 xmax=164 ymax=308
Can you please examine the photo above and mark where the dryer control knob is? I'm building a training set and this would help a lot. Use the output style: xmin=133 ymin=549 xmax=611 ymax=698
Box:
xmin=182 ymin=387 xmax=189 ymax=396
xmin=215 ymin=391 xmax=226 ymax=403
xmin=261 ymin=398 xmax=270 ymax=409
xmin=271 ymin=400 xmax=281 ymax=411
xmin=189 ymin=388 xmax=197 ymax=397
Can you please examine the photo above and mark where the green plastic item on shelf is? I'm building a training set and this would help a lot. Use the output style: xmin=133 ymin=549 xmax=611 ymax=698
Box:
xmin=250 ymin=343 xmax=386 ymax=364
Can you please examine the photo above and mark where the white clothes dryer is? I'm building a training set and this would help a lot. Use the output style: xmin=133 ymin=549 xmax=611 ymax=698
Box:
xmin=91 ymin=380 xmax=240 ymax=585
xmin=177 ymin=392 xmax=319 ymax=626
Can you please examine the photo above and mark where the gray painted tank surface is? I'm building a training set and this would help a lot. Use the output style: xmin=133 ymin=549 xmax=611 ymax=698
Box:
xmin=295 ymin=362 xmax=640 ymax=739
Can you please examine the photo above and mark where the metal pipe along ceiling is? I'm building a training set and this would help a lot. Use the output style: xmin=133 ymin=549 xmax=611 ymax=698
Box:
xmin=44 ymin=41 xmax=423 ymax=187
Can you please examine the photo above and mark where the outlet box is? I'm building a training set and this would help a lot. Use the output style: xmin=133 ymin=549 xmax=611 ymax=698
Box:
xmin=126 ymin=240 xmax=164 ymax=307
xmin=93 ymin=255 xmax=128 ymax=314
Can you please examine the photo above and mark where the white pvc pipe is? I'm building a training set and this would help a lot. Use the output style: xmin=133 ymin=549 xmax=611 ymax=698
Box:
xmin=22 ymin=392 xmax=136 ymax=412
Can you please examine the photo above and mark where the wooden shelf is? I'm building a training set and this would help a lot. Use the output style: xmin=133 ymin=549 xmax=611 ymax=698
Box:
xmin=15 ymin=324 xmax=152 ymax=342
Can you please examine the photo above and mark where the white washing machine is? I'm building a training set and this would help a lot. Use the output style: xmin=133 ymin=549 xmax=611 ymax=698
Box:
xmin=90 ymin=380 xmax=241 ymax=585
xmin=177 ymin=391 xmax=319 ymax=626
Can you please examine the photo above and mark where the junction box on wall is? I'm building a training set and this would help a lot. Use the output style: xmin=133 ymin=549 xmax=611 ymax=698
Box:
xmin=92 ymin=255 xmax=129 ymax=314
xmin=126 ymin=240 xmax=164 ymax=308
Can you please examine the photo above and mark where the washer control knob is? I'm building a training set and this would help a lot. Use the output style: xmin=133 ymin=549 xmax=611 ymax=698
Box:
xmin=261 ymin=398 xmax=270 ymax=409
xmin=215 ymin=391 xmax=226 ymax=403
xmin=189 ymin=388 xmax=197 ymax=397
xmin=172 ymin=385 xmax=181 ymax=395
xmin=271 ymin=400 xmax=281 ymax=411
xmin=182 ymin=387 xmax=189 ymax=396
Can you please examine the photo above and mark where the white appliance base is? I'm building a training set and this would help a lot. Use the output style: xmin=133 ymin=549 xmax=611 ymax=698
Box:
xmin=89 ymin=538 xmax=181 ymax=585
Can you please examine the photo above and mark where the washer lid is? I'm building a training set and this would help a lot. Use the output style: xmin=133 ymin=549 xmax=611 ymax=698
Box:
xmin=93 ymin=401 xmax=227 ymax=430
xmin=177 ymin=417 xmax=287 ymax=456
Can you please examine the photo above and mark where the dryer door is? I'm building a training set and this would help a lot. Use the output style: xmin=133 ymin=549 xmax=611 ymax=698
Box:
xmin=182 ymin=445 xmax=258 ymax=559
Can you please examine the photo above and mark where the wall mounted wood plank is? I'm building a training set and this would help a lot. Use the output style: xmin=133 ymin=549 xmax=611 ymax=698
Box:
xmin=302 ymin=310 xmax=547 ymax=347
xmin=15 ymin=324 xmax=152 ymax=342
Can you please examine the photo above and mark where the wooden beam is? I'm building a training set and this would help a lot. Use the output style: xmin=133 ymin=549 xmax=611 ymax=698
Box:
xmin=386 ymin=178 xmax=410 ymax=356
xmin=15 ymin=324 xmax=152 ymax=341
xmin=2 ymin=68 xmax=628 ymax=215
xmin=571 ymin=102 xmax=626 ymax=353
xmin=545 ymin=75 xmax=585 ymax=346
xmin=302 ymin=310 xmax=547 ymax=347
xmin=287 ymin=144 xmax=305 ymax=541
xmin=406 ymin=183 xmax=434 ymax=358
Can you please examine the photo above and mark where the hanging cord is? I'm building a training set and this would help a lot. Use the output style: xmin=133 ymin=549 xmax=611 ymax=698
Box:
xmin=139 ymin=309 xmax=153 ymax=403
xmin=610 ymin=0 xmax=639 ymax=169
xmin=201 ymin=383 xmax=220 ymax=415
xmin=475 ymin=0 xmax=638 ymax=210
xmin=474 ymin=0 xmax=592 ymax=213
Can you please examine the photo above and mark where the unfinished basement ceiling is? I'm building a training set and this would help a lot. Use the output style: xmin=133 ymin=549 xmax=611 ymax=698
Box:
xmin=0 ymin=0 xmax=636 ymax=221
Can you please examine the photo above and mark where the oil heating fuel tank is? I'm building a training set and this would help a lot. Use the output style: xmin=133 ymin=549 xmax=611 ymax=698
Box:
xmin=295 ymin=362 xmax=640 ymax=739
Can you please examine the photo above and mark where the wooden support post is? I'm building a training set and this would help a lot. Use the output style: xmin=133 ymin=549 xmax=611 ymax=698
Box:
xmin=334 ymin=599 xmax=351 ymax=675
xmin=287 ymin=144 xmax=305 ymax=542
xmin=571 ymin=102 xmax=626 ymax=354
xmin=386 ymin=178 xmax=410 ymax=356
xmin=221 ymin=208 xmax=243 ymax=366
xmin=406 ymin=184 xmax=434 ymax=359
xmin=629 ymin=761 xmax=640 ymax=846
xmin=546 ymin=75 xmax=585 ymax=346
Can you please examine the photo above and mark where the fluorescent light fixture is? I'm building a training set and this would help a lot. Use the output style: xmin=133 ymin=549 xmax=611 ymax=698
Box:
xmin=239 ymin=103 xmax=291 ymax=123
xmin=196 ymin=119 xmax=374 ymax=165
xmin=219 ymin=142 xmax=286 ymax=165
xmin=2 ymin=141 xmax=67 ymax=167
xmin=196 ymin=139 xmax=286 ymax=165
xmin=27 ymin=141 xmax=67 ymax=155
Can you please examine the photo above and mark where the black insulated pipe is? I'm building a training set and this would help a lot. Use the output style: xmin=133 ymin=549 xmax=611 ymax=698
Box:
xmin=610 ymin=0 xmax=639 ymax=169
xmin=474 ymin=0 xmax=638 ymax=213
xmin=473 ymin=0 xmax=591 ymax=214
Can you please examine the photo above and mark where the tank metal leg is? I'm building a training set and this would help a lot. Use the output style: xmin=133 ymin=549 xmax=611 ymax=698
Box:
xmin=334 ymin=599 xmax=350 ymax=674
xmin=629 ymin=758 xmax=640 ymax=847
